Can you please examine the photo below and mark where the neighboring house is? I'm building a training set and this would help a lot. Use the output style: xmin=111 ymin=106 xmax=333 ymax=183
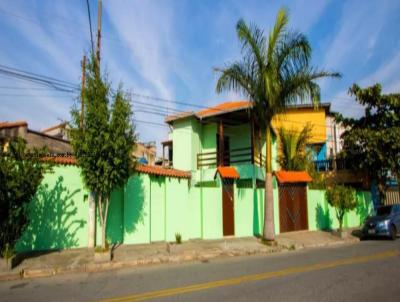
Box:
xmin=42 ymin=122 xmax=158 ymax=165
xmin=42 ymin=122 xmax=69 ymax=140
xmin=325 ymin=113 xmax=345 ymax=159
xmin=311 ymin=112 xmax=370 ymax=189
xmin=0 ymin=120 xmax=72 ymax=153
xmin=133 ymin=141 xmax=157 ymax=166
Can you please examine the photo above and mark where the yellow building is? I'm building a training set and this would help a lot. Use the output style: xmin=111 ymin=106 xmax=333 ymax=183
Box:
xmin=273 ymin=103 xmax=329 ymax=145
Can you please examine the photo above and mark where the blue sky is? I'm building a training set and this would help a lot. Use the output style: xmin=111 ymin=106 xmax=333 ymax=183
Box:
xmin=1 ymin=0 xmax=400 ymax=149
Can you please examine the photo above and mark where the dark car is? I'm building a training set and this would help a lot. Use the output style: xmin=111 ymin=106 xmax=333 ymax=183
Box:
xmin=362 ymin=205 xmax=400 ymax=240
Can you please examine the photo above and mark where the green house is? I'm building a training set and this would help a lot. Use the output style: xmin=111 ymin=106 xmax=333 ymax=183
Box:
xmin=16 ymin=101 xmax=373 ymax=252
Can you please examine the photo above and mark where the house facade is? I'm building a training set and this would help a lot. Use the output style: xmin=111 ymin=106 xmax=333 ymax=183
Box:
xmin=13 ymin=101 xmax=373 ymax=252
xmin=0 ymin=121 xmax=72 ymax=153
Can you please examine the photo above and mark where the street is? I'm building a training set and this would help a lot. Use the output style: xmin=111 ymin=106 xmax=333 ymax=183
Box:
xmin=1 ymin=239 xmax=400 ymax=302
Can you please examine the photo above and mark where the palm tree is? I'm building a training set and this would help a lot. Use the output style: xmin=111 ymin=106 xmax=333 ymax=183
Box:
xmin=278 ymin=125 xmax=312 ymax=171
xmin=215 ymin=8 xmax=340 ymax=241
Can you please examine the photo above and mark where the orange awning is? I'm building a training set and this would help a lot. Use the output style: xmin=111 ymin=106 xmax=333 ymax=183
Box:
xmin=215 ymin=166 xmax=240 ymax=179
xmin=275 ymin=171 xmax=312 ymax=184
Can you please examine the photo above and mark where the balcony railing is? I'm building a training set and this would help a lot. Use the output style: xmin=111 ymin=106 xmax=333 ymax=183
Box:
xmin=197 ymin=147 xmax=266 ymax=169
xmin=313 ymin=158 xmax=349 ymax=172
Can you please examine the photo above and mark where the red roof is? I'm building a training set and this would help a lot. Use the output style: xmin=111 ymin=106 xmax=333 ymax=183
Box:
xmin=275 ymin=171 xmax=312 ymax=183
xmin=39 ymin=156 xmax=191 ymax=179
xmin=42 ymin=156 xmax=77 ymax=165
xmin=135 ymin=165 xmax=191 ymax=179
xmin=215 ymin=166 xmax=240 ymax=179
xmin=197 ymin=101 xmax=251 ymax=118
xmin=165 ymin=100 xmax=331 ymax=124
xmin=0 ymin=120 xmax=28 ymax=129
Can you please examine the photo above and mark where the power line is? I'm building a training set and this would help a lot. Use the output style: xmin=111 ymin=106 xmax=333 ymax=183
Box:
xmin=0 ymin=63 xmax=357 ymax=133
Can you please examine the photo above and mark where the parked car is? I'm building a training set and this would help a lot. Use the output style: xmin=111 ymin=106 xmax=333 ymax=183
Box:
xmin=362 ymin=205 xmax=400 ymax=240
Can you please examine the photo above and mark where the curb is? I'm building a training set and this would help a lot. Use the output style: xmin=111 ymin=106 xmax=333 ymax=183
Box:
xmin=0 ymin=238 xmax=360 ymax=281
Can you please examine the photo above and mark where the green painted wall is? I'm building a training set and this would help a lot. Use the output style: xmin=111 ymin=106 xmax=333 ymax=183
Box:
xmin=201 ymin=123 xmax=217 ymax=153
xmin=235 ymin=186 xmax=254 ymax=237
xmin=172 ymin=118 xmax=193 ymax=171
xmin=16 ymin=166 xmax=89 ymax=252
xmin=123 ymin=174 xmax=150 ymax=244
xmin=201 ymin=180 xmax=222 ymax=239
xmin=307 ymin=189 xmax=373 ymax=231
xmin=150 ymin=176 xmax=165 ymax=242
xmin=20 ymin=164 xmax=373 ymax=253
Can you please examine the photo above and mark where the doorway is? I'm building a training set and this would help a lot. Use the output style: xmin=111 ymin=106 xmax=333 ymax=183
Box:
xmin=222 ymin=179 xmax=235 ymax=236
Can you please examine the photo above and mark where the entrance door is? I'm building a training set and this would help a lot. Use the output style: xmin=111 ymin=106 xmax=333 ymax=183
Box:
xmin=222 ymin=180 xmax=234 ymax=236
xmin=278 ymin=183 xmax=308 ymax=233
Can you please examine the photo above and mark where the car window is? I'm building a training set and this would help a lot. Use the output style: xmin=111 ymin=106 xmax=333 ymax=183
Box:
xmin=376 ymin=206 xmax=392 ymax=216
xmin=393 ymin=205 xmax=400 ymax=214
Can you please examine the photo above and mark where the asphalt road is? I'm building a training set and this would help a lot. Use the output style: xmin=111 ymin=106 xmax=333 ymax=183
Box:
xmin=1 ymin=239 xmax=400 ymax=302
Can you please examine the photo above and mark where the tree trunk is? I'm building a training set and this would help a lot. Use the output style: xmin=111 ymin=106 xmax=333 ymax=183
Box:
xmin=97 ymin=194 xmax=109 ymax=250
xmin=88 ymin=192 xmax=96 ymax=248
xmin=263 ymin=125 xmax=275 ymax=241
xmin=103 ymin=196 xmax=109 ymax=250
xmin=338 ymin=216 xmax=343 ymax=234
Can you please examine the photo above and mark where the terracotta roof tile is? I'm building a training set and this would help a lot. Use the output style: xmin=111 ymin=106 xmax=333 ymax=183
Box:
xmin=135 ymin=164 xmax=191 ymax=179
xmin=39 ymin=156 xmax=191 ymax=179
xmin=216 ymin=166 xmax=240 ymax=179
xmin=0 ymin=120 xmax=28 ymax=129
xmin=275 ymin=171 xmax=312 ymax=183
xmin=41 ymin=156 xmax=77 ymax=165
xmin=196 ymin=101 xmax=251 ymax=118
xmin=165 ymin=100 xmax=332 ymax=123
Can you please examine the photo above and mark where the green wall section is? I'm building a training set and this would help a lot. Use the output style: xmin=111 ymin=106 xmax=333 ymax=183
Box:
xmin=17 ymin=165 xmax=374 ymax=253
xmin=307 ymin=189 xmax=373 ymax=231
xmin=16 ymin=166 xmax=89 ymax=252
xmin=150 ymin=176 xmax=165 ymax=242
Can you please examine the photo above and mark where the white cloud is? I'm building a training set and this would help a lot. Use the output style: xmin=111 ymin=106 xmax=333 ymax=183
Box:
xmin=104 ymin=1 xmax=179 ymax=101
xmin=322 ymin=2 xmax=388 ymax=70
xmin=330 ymin=51 xmax=400 ymax=117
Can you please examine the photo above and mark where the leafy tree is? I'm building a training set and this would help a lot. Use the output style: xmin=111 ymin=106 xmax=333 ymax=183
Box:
xmin=336 ymin=84 xmax=400 ymax=201
xmin=69 ymin=58 xmax=136 ymax=250
xmin=278 ymin=124 xmax=312 ymax=171
xmin=326 ymin=185 xmax=357 ymax=233
xmin=0 ymin=138 xmax=49 ymax=257
xmin=215 ymin=8 xmax=339 ymax=240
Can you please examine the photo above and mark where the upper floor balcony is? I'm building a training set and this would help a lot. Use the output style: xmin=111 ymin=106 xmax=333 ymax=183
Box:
xmin=197 ymin=147 xmax=266 ymax=169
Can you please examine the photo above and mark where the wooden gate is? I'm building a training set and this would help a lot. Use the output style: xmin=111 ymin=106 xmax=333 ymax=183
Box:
xmin=278 ymin=183 xmax=308 ymax=233
xmin=222 ymin=180 xmax=235 ymax=236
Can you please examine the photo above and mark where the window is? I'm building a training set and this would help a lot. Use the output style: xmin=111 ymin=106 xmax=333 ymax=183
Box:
xmin=376 ymin=206 xmax=392 ymax=216
xmin=168 ymin=147 xmax=173 ymax=162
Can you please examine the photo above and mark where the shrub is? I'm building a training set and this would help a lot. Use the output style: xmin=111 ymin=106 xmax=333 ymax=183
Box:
xmin=326 ymin=185 xmax=357 ymax=233
xmin=175 ymin=233 xmax=182 ymax=244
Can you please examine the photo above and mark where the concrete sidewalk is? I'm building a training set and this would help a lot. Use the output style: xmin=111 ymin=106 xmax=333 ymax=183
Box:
xmin=0 ymin=230 xmax=359 ymax=281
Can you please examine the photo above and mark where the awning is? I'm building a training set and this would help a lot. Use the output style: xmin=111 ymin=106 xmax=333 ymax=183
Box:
xmin=275 ymin=171 xmax=312 ymax=184
xmin=215 ymin=166 xmax=240 ymax=179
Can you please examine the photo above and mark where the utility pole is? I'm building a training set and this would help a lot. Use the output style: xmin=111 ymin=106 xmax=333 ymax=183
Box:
xmin=80 ymin=55 xmax=86 ymax=129
xmin=96 ymin=0 xmax=102 ymax=65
